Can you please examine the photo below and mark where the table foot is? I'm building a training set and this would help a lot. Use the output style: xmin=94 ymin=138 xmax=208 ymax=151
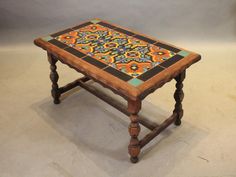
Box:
xmin=130 ymin=156 xmax=139 ymax=163
xmin=53 ymin=99 xmax=60 ymax=104
xmin=174 ymin=118 xmax=181 ymax=126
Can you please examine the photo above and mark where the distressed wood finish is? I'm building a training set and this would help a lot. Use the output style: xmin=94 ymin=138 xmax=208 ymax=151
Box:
xmin=173 ymin=70 xmax=186 ymax=125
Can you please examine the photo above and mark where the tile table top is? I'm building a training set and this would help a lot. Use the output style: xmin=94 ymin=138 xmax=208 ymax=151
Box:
xmin=35 ymin=19 xmax=201 ymax=99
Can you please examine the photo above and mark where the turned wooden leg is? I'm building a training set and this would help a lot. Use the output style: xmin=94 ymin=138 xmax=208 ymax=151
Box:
xmin=127 ymin=99 xmax=141 ymax=163
xmin=173 ymin=70 xmax=186 ymax=126
xmin=47 ymin=52 xmax=61 ymax=104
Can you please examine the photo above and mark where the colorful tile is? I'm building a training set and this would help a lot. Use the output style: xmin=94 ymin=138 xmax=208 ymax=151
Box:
xmin=48 ymin=39 xmax=69 ymax=49
xmin=44 ymin=20 xmax=192 ymax=86
xmin=54 ymin=24 xmax=177 ymax=77
xmin=114 ymin=27 xmax=135 ymax=36
xmin=90 ymin=19 xmax=101 ymax=24
xmin=133 ymin=34 xmax=156 ymax=44
xmin=42 ymin=36 xmax=53 ymax=41
xmin=83 ymin=56 xmax=107 ymax=69
xmin=97 ymin=21 xmax=117 ymax=29
xmin=128 ymin=78 xmax=144 ymax=86
xmin=137 ymin=65 xmax=164 ymax=81
xmin=51 ymin=29 xmax=73 ymax=38
xmin=65 ymin=47 xmax=86 ymax=58
xmin=104 ymin=66 xmax=133 ymax=81
xmin=178 ymin=50 xmax=190 ymax=57
xmin=155 ymin=42 xmax=181 ymax=53
xmin=72 ymin=22 xmax=93 ymax=30
xmin=159 ymin=55 xmax=183 ymax=68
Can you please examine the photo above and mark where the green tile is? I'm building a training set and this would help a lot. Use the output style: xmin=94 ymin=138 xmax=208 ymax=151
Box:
xmin=128 ymin=78 xmax=144 ymax=87
xmin=42 ymin=36 xmax=53 ymax=41
xmin=90 ymin=19 xmax=101 ymax=24
xmin=178 ymin=50 xmax=190 ymax=57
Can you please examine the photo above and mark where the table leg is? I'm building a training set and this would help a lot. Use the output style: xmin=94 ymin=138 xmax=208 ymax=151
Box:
xmin=128 ymin=99 xmax=141 ymax=163
xmin=173 ymin=70 xmax=186 ymax=125
xmin=47 ymin=52 xmax=60 ymax=104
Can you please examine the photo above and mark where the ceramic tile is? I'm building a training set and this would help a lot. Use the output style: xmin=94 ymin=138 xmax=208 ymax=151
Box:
xmin=43 ymin=19 xmax=191 ymax=86
xmin=54 ymin=24 xmax=176 ymax=77
xmin=72 ymin=22 xmax=93 ymax=30
xmin=48 ymin=39 xmax=69 ymax=49
xmin=51 ymin=29 xmax=73 ymax=38
xmin=83 ymin=56 xmax=107 ymax=69
xmin=65 ymin=47 xmax=86 ymax=58
xmin=155 ymin=42 xmax=181 ymax=53
xmin=90 ymin=19 xmax=101 ymax=24
xmin=178 ymin=50 xmax=190 ymax=57
xmin=159 ymin=54 xmax=183 ymax=68
xmin=42 ymin=36 xmax=53 ymax=41
xmin=133 ymin=34 xmax=156 ymax=44
xmin=114 ymin=27 xmax=135 ymax=36
xmin=137 ymin=65 xmax=164 ymax=81
xmin=128 ymin=78 xmax=144 ymax=86
xmin=97 ymin=21 xmax=117 ymax=29
xmin=104 ymin=66 xmax=133 ymax=81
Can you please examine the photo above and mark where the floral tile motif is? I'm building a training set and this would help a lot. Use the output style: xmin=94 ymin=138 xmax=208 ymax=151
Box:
xmin=55 ymin=23 xmax=177 ymax=78
xmin=44 ymin=19 xmax=191 ymax=86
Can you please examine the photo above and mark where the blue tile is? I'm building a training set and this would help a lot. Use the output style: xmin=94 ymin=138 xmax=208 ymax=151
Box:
xmin=178 ymin=50 xmax=190 ymax=57
xmin=128 ymin=78 xmax=144 ymax=86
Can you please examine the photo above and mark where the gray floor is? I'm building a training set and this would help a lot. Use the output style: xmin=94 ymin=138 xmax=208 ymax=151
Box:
xmin=0 ymin=42 xmax=236 ymax=177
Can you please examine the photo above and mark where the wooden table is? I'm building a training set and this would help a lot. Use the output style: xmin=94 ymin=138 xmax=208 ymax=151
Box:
xmin=34 ymin=19 xmax=201 ymax=163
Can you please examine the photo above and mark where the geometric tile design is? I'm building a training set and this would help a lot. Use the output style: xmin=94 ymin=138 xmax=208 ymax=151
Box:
xmin=55 ymin=24 xmax=176 ymax=77
xmin=43 ymin=19 xmax=191 ymax=87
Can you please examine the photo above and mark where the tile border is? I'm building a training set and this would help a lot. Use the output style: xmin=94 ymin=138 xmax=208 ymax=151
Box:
xmin=43 ymin=19 xmax=193 ymax=87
